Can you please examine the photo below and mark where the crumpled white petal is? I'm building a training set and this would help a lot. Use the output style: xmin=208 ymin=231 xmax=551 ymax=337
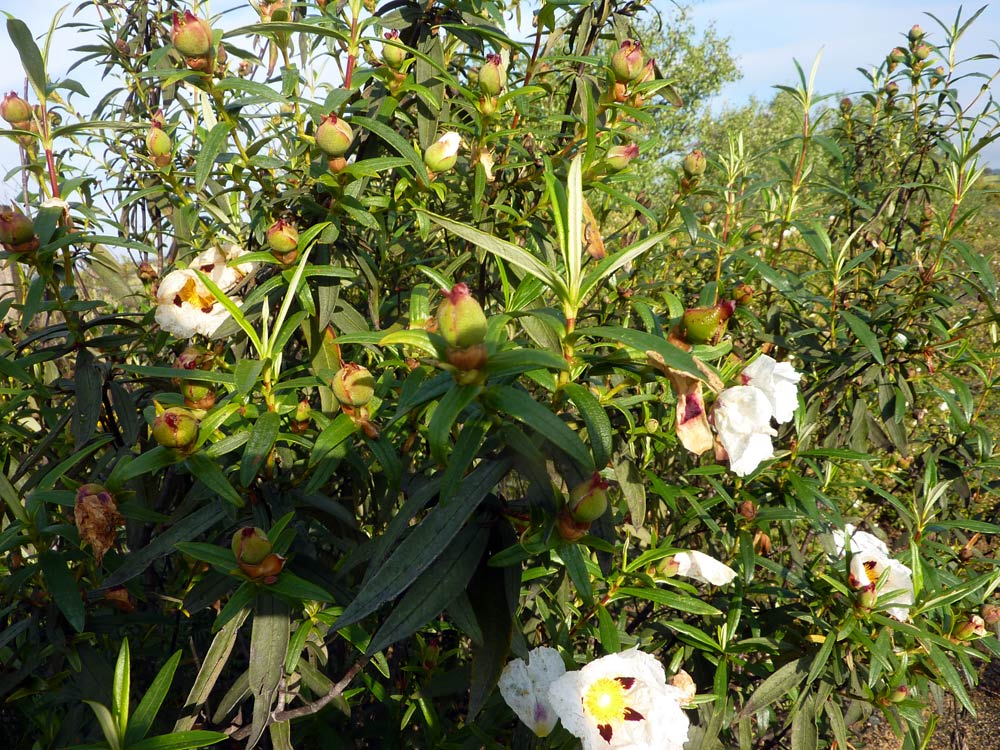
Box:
xmin=547 ymin=648 xmax=690 ymax=750
xmin=741 ymin=354 xmax=802 ymax=424
xmin=713 ymin=386 xmax=777 ymax=476
xmin=190 ymin=243 xmax=255 ymax=290
xmin=498 ymin=647 xmax=565 ymax=737
xmin=673 ymin=550 xmax=737 ymax=586
xmin=824 ymin=524 xmax=914 ymax=620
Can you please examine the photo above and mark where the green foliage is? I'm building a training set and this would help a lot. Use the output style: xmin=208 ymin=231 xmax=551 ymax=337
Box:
xmin=0 ymin=1 xmax=999 ymax=749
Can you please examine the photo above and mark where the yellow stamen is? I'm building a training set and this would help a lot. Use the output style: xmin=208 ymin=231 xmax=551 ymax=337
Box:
xmin=583 ymin=677 xmax=628 ymax=725
xmin=863 ymin=559 xmax=880 ymax=585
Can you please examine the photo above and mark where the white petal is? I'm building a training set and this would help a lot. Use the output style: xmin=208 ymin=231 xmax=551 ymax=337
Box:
xmin=714 ymin=386 xmax=777 ymax=476
xmin=498 ymin=647 xmax=564 ymax=737
xmin=742 ymin=355 xmax=802 ymax=423
xmin=673 ymin=550 xmax=737 ymax=586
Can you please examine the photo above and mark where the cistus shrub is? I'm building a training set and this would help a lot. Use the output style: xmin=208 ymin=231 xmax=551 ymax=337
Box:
xmin=0 ymin=2 xmax=998 ymax=748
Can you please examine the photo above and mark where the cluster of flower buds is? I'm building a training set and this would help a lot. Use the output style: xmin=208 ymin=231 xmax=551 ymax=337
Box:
xmin=380 ymin=30 xmax=408 ymax=95
xmin=679 ymin=149 xmax=706 ymax=192
xmin=231 ymin=527 xmax=285 ymax=583
xmin=266 ymin=218 xmax=299 ymax=264
xmin=424 ymin=132 xmax=461 ymax=175
xmin=0 ymin=205 xmax=39 ymax=254
xmin=145 ymin=109 xmax=172 ymax=167
xmin=603 ymin=39 xmax=655 ymax=109
xmin=152 ymin=405 xmax=201 ymax=456
xmin=557 ymin=472 xmax=611 ymax=542
xmin=316 ymin=113 xmax=354 ymax=172
xmin=436 ymin=283 xmax=488 ymax=381
xmin=680 ymin=299 xmax=735 ymax=345
xmin=171 ymin=11 xmax=215 ymax=72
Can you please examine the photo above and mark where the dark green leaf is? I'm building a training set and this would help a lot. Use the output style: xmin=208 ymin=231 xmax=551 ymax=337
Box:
xmin=40 ymin=552 xmax=85 ymax=633
xmin=125 ymin=651 xmax=181 ymax=745
xmin=195 ymin=122 xmax=233 ymax=191
xmin=6 ymin=19 xmax=46 ymax=96
xmin=240 ymin=411 xmax=280 ymax=486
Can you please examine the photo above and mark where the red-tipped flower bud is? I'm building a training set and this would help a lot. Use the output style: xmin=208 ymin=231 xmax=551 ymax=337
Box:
xmin=478 ymin=53 xmax=506 ymax=96
xmin=839 ymin=97 xmax=852 ymax=113
xmin=315 ymin=114 xmax=354 ymax=157
xmin=682 ymin=149 xmax=707 ymax=179
xmin=382 ymin=30 xmax=407 ymax=70
xmin=180 ymin=380 xmax=216 ymax=410
xmin=231 ymin=526 xmax=272 ymax=564
xmin=888 ymin=47 xmax=907 ymax=64
xmin=146 ymin=122 xmax=172 ymax=167
xmin=681 ymin=301 xmax=735 ymax=345
xmin=605 ymin=143 xmax=639 ymax=172
xmin=151 ymin=406 xmax=200 ymax=454
xmin=611 ymin=39 xmax=645 ymax=83
xmin=0 ymin=206 xmax=38 ymax=253
xmin=1 ymin=92 xmax=31 ymax=125
xmin=172 ymin=11 xmax=213 ymax=57
xmin=908 ymin=24 xmax=925 ymax=43
xmin=567 ymin=471 xmax=610 ymax=523
xmin=912 ymin=42 xmax=932 ymax=61
xmin=332 ymin=363 xmax=375 ymax=407
xmin=436 ymin=283 xmax=487 ymax=349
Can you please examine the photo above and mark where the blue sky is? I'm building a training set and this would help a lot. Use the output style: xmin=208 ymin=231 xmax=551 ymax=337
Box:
xmin=1 ymin=0 xmax=997 ymax=196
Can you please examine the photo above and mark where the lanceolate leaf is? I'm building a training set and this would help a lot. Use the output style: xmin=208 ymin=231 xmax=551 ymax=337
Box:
xmin=248 ymin=593 xmax=289 ymax=749
xmin=577 ymin=326 xmax=702 ymax=380
xmin=125 ymin=651 xmax=182 ymax=745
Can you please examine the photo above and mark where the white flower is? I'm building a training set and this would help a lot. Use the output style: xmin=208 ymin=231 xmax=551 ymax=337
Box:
xmin=154 ymin=268 xmax=233 ymax=339
xmin=824 ymin=524 xmax=914 ymax=621
xmin=713 ymin=386 xmax=776 ymax=476
xmin=548 ymin=648 xmax=690 ymax=750
xmin=498 ymin=647 xmax=565 ymax=737
xmin=673 ymin=550 xmax=737 ymax=586
xmin=741 ymin=354 xmax=802 ymax=424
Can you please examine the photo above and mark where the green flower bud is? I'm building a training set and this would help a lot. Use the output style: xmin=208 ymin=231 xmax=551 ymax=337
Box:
xmin=315 ymin=114 xmax=354 ymax=157
xmin=436 ymin=283 xmax=487 ymax=349
xmin=478 ymin=95 xmax=499 ymax=117
xmin=151 ymin=406 xmax=200 ymax=454
xmin=908 ymin=24 xmax=925 ymax=43
xmin=746 ymin=223 xmax=764 ymax=241
xmin=856 ymin=586 xmax=878 ymax=611
xmin=657 ymin=555 xmax=680 ymax=578
xmin=681 ymin=301 xmax=735 ymax=345
xmin=839 ymin=97 xmax=852 ymax=113
xmin=567 ymin=471 xmax=610 ymax=523
xmin=231 ymin=526 xmax=272 ymax=565
xmin=610 ymin=39 xmax=644 ymax=83
xmin=171 ymin=10 xmax=213 ymax=58
xmin=146 ymin=123 xmax=172 ymax=166
xmin=605 ymin=143 xmax=639 ymax=172
xmin=912 ymin=42 xmax=932 ymax=61
xmin=382 ymin=30 xmax=407 ymax=70
xmin=953 ymin=615 xmax=987 ymax=640
xmin=888 ymin=47 xmax=907 ymax=64
xmin=0 ymin=206 xmax=38 ymax=253
xmin=266 ymin=219 xmax=299 ymax=263
xmin=180 ymin=380 xmax=215 ymax=410
xmin=682 ymin=149 xmax=707 ymax=178
xmin=1 ymin=92 xmax=31 ymax=125
xmin=174 ymin=345 xmax=213 ymax=373
xmin=889 ymin=685 xmax=909 ymax=703
xmin=885 ymin=81 xmax=900 ymax=97
xmin=424 ymin=132 xmax=461 ymax=173
xmin=478 ymin=53 xmax=506 ymax=96
xmin=332 ymin=363 xmax=375 ymax=407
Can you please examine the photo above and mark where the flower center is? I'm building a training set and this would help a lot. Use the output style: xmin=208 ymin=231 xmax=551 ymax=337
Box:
xmin=174 ymin=276 xmax=218 ymax=313
xmin=583 ymin=677 xmax=627 ymax=725
xmin=863 ymin=559 xmax=880 ymax=585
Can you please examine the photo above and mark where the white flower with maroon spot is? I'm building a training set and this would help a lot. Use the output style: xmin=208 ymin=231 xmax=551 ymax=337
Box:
xmin=824 ymin=524 xmax=914 ymax=621
xmin=498 ymin=647 xmax=565 ymax=737
xmin=547 ymin=648 xmax=690 ymax=750
xmin=154 ymin=268 xmax=233 ymax=338
xmin=741 ymin=354 xmax=802 ymax=424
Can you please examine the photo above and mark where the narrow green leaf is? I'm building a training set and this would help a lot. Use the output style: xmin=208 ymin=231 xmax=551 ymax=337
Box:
xmin=263 ymin=572 xmax=334 ymax=603
xmin=366 ymin=524 xmax=488 ymax=656
xmin=332 ymin=458 xmax=510 ymax=632
xmin=129 ymin=731 xmax=228 ymax=750
xmin=579 ymin=230 xmax=668 ymax=300
xmin=84 ymin=701 xmax=122 ymax=750
xmin=40 ymin=552 xmax=85 ymax=633
xmin=6 ymin=19 xmax=46 ymax=97
xmin=248 ymin=593 xmax=289 ymax=749
xmin=560 ymin=543 xmax=593 ymax=604
xmin=184 ymin=452 xmax=244 ymax=507
xmin=240 ymin=411 xmax=280 ymax=486
xmin=927 ymin=644 xmax=975 ymax=714
xmin=485 ymin=385 xmax=593 ymax=472
xmin=790 ymin=693 xmax=818 ymax=750
xmin=578 ymin=326 xmax=702 ymax=380
xmin=596 ymin=605 xmax=621 ymax=654
xmin=421 ymin=210 xmax=567 ymax=298
xmin=562 ymin=383 xmax=612 ymax=469
xmin=113 ymin=639 xmax=130 ymax=741
xmin=350 ymin=114 xmax=430 ymax=184
xmin=613 ymin=586 xmax=722 ymax=616
xmin=195 ymin=122 xmax=233 ymax=191
xmin=234 ymin=358 xmax=265 ymax=395
xmin=125 ymin=651 xmax=181 ymax=745
xmin=738 ymin=655 xmax=812 ymax=718
xmin=174 ymin=608 xmax=249 ymax=732
xmin=840 ymin=310 xmax=885 ymax=365
xmin=428 ymin=383 xmax=481 ymax=465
